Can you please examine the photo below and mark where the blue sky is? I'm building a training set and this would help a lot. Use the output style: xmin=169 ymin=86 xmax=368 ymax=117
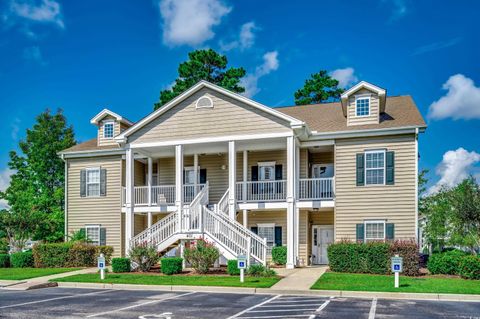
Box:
xmin=0 ymin=0 xmax=479 ymax=196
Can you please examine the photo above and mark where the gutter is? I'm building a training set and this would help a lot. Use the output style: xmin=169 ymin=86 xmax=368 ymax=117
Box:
xmin=308 ymin=125 xmax=427 ymax=140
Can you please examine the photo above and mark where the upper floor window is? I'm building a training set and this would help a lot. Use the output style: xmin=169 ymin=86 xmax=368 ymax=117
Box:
xmin=195 ymin=96 xmax=214 ymax=108
xmin=356 ymin=97 xmax=370 ymax=116
xmin=365 ymin=150 xmax=385 ymax=185
xmin=364 ymin=221 xmax=385 ymax=242
xmin=86 ymin=168 xmax=101 ymax=196
xmin=103 ymin=122 xmax=114 ymax=139
xmin=258 ymin=162 xmax=275 ymax=181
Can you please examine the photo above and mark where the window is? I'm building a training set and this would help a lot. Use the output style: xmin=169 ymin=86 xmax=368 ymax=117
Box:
xmin=258 ymin=224 xmax=275 ymax=249
xmin=195 ymin=96 xmax=213 ymax=108
xmin=86 ymin=168 xmax=101 ymax=196
xmin=103 ymin=122 xmax=114 ymax=138
xmin=356 ymin=97 xmax=370 ymax=116
xmin=184 ymin=167 xmax=199 ymax=185
xmin=86 ymin=225 xmax=100 ymax=245
xmin=312 ymin=164 xmax=334 ymax=178
xmin=365 ymin=221 xmax=385 ymax=242
xmin=365 ymin=150 xmax=385 ymax=185
xmin=258 ymin=162 xmax=275 ymax=181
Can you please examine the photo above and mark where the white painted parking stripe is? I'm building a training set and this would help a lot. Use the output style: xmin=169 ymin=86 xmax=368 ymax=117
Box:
xmin=238 ymin=315 xmax=310 ymax=319
xmin=250 ymin=308 xmax=317 ymax=313
xmin=307 ymin=297 xmax=332 ymax=319
xmin=0 ymin=289 xmax=114 ymax=310
xmin=259 ymin=304 xmax=326 ymax=308
xmin=269 ymin=299 xmax=327 ymax=303
xmin=369 ymin=297 xmax=377 ymax=319
xmin=226 ymin=295 xmax=282 ymax=319
xmin=85 ymin=291 xmax=195 ymax=318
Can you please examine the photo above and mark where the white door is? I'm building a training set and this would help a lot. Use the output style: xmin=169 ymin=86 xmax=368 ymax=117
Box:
xmin=312 ymin=225 xmax=334 ymax=265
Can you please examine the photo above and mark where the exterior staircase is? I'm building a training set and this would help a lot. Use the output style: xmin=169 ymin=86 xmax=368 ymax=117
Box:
xmin=130 ymin=182 xmax=267 ymax=265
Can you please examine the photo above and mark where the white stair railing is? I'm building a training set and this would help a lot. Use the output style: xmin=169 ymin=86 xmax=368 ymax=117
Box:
xmin=216 ymin=189 xmax=229 ymax=215
xmin=181 ymin=182 xmax=209 ymax=232
xmin=130 ymin=211 xmax=179 ymax=249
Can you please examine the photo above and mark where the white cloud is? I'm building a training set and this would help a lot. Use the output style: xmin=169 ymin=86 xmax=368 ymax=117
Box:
xmin=220 ymin=21 xmax=258 ymax=51
xmin=7 ymin=0 xmax=64 ymax=28
xmin=428 ymin=74 xmax=480 ymax=120
xmin=329 ymin=67 xmax=358 ymax=88
xmin=241 ymin=51 xmax=279 ymax=98
xmin=412 ymin=37 xmax=462 ymax=56
xmin=158 ymin=0 xmax=231 ymax=47
xmin=428 ymin=148 xmax=480 ymax=194
xmin=23 ymin=46 xmax=46 ymax=65
xmin=0 ymin=168 xmax=15 ymax=209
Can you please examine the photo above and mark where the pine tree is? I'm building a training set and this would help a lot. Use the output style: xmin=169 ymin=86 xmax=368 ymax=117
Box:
xmin=294 ymin=70 xmax=344 ymax=105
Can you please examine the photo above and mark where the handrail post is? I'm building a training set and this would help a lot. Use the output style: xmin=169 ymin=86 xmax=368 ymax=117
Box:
xmin=263 ymin=237 xmax=267 ymax=266
xmin=247 ymin=237 xmax=252 ymax=267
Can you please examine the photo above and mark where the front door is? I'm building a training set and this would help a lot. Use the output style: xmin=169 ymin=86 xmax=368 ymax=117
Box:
xmin=312 ymin=225 xmax=334 ymax=265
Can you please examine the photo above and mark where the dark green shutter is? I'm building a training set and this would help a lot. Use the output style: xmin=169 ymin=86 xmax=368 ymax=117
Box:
xmin=250 ymin=226 xmax=258 ymax=235
xmin=100 ymin=168 xmax=107 ymax=196
xmin=356 ymin=224 xmax=364 ymax=243
xmin=356 ymin=154 xmax=365 ymax=186
xmin=80 ymin=169 xmax=86 ymax=197
xmin=199 ymin=169 xmax=207 ymax=184
xmin=274 ymin=226 xmax=282 ymax=246
xmin=99 ymin=227 xmax=107 ymax=246
xmin=275 ymin=165 xmax=283 ymax=180
xmin=386 ymin=151 xmax=395 ymax=185
xmin=386 ymin=223 xmax=394 ymax=240
xmin=251 ymin=166 xmax=258 ymax=181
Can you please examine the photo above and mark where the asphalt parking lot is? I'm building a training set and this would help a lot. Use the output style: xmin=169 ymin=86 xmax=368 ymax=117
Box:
xmin=0 ymin=287 xmax=479 ymax=319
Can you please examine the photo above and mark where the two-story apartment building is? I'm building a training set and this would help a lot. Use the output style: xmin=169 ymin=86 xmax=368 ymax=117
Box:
xmin=60 ymin=80 xmax=426 ymax=269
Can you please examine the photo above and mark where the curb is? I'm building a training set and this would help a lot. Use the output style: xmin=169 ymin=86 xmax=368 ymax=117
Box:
xmin=54 ymin=282 xmax=480 ymax=302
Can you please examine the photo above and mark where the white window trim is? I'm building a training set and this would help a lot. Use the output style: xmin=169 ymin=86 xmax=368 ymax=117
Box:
xmin=103 ymin=120 xmax=115 ymax=139
xmin=184 ymin=166 xmax=200 ymax=184
xmin=257 ymin=223 xmax=276 ymax=247
xmin=195 ymin=96 xmax=214 ymax=109
xmin=364 ymin=149 xmax=386 ymax=186
xmin=258 ymin=161 xmax=276 ymax=181
xmin=364 ymin=220 xmax=386 ymax=242
xmin=355 ymin=94 xmax=371 ymax=117
xmin=85 ymin=224 xmax=101 ymax=246
xmin=311 ymin=163 xmax=334 ymax=178
xmin=86 ymin=167 xmax=101 ymax=197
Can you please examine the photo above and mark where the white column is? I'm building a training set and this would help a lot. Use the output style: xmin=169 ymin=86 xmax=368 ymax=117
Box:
xmin=125 ymin=148 xmax=135 ymax=255
xmin=243 ymin=209 xmax=248 ymax=228
xmin=243 ymin=150 xmax=248 ymax=202
xmin=147 ymin=157 xmax=153 ymax=207
xmin=147 ymin=212 xmax=153 ymax=228
xmin=286 ymin=136 xmax=297 ymax=269
xmin=228 ymin=141 xmax=236 ymax=220
xmin=295 ymin=145 xmax=300 ymax=262
xmin=193 ymin=153 xmax=199 ymax=194
xmin=175 ymin=145 xmax=184 ymax=228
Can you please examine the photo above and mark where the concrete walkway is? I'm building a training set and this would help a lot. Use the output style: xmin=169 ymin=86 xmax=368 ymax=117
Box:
xmin=271 ymin=266 xmax=328 ymax=290
xmin=3 ymin=267 xmax=97 ymax=291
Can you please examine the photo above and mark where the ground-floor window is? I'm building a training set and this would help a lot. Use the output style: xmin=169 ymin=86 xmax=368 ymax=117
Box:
xmin=85 ymin=225 xmax=100 ymax=245
xmin=364 ymin=220 xmax=385 ymax=242
xmin=257 ymin=223 xmax=275 ymax=247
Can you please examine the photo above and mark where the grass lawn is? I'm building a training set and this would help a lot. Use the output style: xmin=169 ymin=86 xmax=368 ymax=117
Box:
xmin=0 ymin=268 xmax=81 ymax=280
xmin=54 ymin=273 xmax=280 ymax=288
xmin=311 ymin=272 xmax=480 ymax=295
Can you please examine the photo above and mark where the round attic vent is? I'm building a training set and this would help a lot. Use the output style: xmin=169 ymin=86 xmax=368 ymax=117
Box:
xmin=195 ymin=96 xmax=214 ymax=108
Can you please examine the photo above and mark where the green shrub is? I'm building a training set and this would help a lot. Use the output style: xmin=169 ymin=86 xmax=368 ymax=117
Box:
xmin=227 ymin=259 xmax=240 ymax=275
xmin=247 ymin=264 xmax=277 ymax=277
xmin=184 ymin=239 xmax=220 ymax=274
xmin=428 ymin=250 xmax=468 ymax=275
xmin=33 ymin=243 xmax=71 ymax=268
xmin=271 ymin=246 xmax=287 ymax=265
xmin=10 ymin=251 xmax=34 ymax=268
xmin=161 ymin=257 xmax=183 ymax=275
xmin=0 ymin=254 xmax=10 ymax=268
xmin=112 ymin=258 xmax=131 ymax=273
xmin=129 ymin=246 xmax=159 ymax=272
xmin=389 ymin=240 xmax=420 ymax=276
xmin=68 ymin=243 xmax=97 ymax=267
xmin=96 ymin=246 xmax=114 ymax=264
xmin=328 ymin=240 xmax=389 ymax=274
xmin=459 ymin=255 xmax=480 ymax=280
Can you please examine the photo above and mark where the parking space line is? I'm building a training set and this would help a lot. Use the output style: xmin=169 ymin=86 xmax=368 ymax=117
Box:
xmin=238 ymin=315 xmax=310 ymax=319
xmin=368 ymin=297 xmax=377 ymax=319
xmin=307 ymin=297 xmax=333 ymax=319
xmin=250 ymin=308 xmax=317 ymax=313
xmin=269 ymin=299 xmax=326 ymax=303
xmin=85 ymin=291 xmax=196 ymax=318
xmin=259 ymin=304 xmax=325 ymax=308
xmin=0 ymin=289 xmax=114 ymax=310
xmin=226 ymin=295 xmax=282 ymax=319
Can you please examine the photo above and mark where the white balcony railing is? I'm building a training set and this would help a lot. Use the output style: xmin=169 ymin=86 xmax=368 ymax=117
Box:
xmin=122 ymin=183 xmax=206 ymax=206
xmin=236 ymin=180 xmax=287 ymax=202
xmin=298 ymin=177 xmax=334 ymax=200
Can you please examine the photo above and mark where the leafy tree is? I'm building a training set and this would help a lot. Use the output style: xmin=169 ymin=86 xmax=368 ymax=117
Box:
xmin=0 ymin=209 xmax=37 ymax=252
xmin=154 ymin=49 xmax=246 ymax=110
xmin=0 ymin=109 xmax=75 ymax=245
xmin=294 ymin=70 xmax=345 ymax=105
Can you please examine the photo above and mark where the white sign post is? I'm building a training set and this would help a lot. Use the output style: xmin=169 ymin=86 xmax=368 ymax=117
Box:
xmin=391 ymin=254 xmax=403 ymax=288
xmin=237 ymin=255 xmax=247 ymax=283
xmin=98 ymin=253 xmax=106 ymax=280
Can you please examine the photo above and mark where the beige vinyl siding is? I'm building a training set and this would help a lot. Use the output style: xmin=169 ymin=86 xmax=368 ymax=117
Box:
xmin=347 ymin=88 xmax=380 ymax=126
xmin=236 ymin=149 xmax=287 ymax=181
xmin=298 ymin=210 xmax=308 ymax=266
xmin=334 ymin=134 xmax=417 ymax=241
xmin=67 ymin=155 xmax=123 ymax=257
xmin=129 ymin=87 xmax=291 ymax=144
xmin=158 ymin=157 xmax=175 ymax=185
xmin=300 ymin=149 xmax=308 ymax=178
xmin=97 ymin=115 xmax=121 ymax=146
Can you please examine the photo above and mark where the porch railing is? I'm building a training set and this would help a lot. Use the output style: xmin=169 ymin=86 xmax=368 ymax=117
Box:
xmin=235 ymin=180 xmax=287 ymax=202
xmin=298 ymin=177 xmax=334 ymax=200
xmin=122 ymin=183 xmax=206 ymax=206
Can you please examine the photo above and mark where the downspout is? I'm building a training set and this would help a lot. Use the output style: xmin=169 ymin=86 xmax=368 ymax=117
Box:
xmin=62 ymin=154 xmax=68 ymax=242
xmin=414 ymin=128 xmax=419 ymax=247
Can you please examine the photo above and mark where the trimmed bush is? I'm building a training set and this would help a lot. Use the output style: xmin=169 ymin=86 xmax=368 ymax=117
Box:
xmin=389 ymin=240 xmax=420 ymax=276
xmin=271 ymin=246 xmax=287 ymax=265
xmin=33 ymin=243 xmax=71 ymax=268
xmin=68 ymin=243 xmax=97 ymax=267
xmin=112 ymin=258 xmax=131 ymax=273
xmin=161 ymin=257 xmax=183 ymax=275
xmin=0 ymin=254 xmax=10 ymax=268
xmin=428 ymin=250 xmax=468 ymax=275
xmin=227 ymin=259 xmax=240 ymax=276
xmin=10 ymin=251 xmax=34 ymax=268
xmin=247 ymin=264 xmax=277 ymax=277
xmin=184 ymin=239 xmax=220 ymax=274
xmin=96 ymin=246 xmax=114 ymax=264
xmin=459 ymin=255 xmax=480 ymax=280
xmin=328 ymin=241 xmax=389 ymax=274
xmin=129 ymin=246 xmax=159 ymax=272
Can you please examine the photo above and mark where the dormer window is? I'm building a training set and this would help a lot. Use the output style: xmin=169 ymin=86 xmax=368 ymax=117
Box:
xmin=103 ymin=122 xmax=114 ymax=139
xmin=356 ymin=96 xmax=370 ymax=117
